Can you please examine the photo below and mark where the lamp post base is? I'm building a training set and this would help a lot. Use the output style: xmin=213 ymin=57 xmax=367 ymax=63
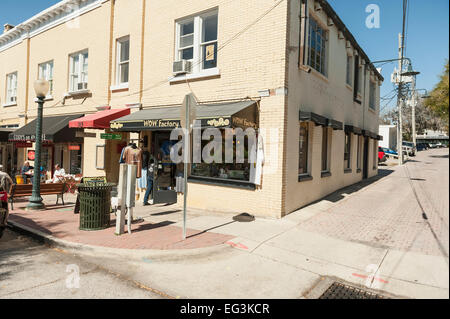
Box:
xmin=26 ymin=198 xmax=46 ymax=211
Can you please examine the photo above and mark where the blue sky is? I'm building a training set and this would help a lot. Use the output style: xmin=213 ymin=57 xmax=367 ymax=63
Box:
xmin=1 ymin=0 xmax=448 ymax=114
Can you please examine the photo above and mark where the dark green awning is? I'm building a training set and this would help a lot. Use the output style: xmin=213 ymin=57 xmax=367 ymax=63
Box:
xmin=9 ymin=114 xmax=83 ymax=143
xmin=0 ymin=128 xmax=14 ymax=142
xmin=110 ymin=100 xmax=258 ymax=131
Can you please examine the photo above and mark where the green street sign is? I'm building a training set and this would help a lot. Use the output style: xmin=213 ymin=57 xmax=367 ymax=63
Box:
xmin=101 ymin=133 xmax=122 ymax=140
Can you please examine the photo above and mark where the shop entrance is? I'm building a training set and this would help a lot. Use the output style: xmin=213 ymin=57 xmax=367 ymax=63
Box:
xmin=363 ymin=137 xmax=369 ymax=179
xmin=152 ymin=131 xmax=178 ymax=205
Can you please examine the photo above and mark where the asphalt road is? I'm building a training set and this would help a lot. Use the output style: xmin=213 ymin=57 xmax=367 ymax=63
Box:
xmin=0 ymin=229 xmax=164 ymax=299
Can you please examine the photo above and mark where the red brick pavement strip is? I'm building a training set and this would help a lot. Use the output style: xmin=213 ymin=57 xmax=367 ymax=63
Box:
xmin=8 ymin=203 xmax=235 ymax=250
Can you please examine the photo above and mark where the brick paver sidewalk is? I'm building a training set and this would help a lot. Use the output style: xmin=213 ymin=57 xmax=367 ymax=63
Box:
xmin=8 ymin=197 xmax=234 ymax=250
xmin=298 ymin=148 xmax=449 ymax=257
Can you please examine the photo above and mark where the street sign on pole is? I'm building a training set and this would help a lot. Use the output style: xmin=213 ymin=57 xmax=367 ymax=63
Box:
xmin=180 ymin=93 xmax=197 ymax=240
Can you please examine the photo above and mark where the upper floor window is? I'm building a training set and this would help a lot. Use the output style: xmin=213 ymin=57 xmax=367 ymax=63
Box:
xmin=369 ymin=80 xmax=376 ymax=110
xmin=38 ymin=61 xmax=54 ymax=96
xmin=116 ymin=37 xmax=129 ymax=85
xmin=69 ymin=50 xmax=88 ymax=92
xmin=346 ymin=55 xmax=353 ymax=86
xmin=176 ymin=10 xmax=218 ymax=73
xmin=357 ymin=65 xmax=363 ymax=95
xmin=307 ymin=17 xmax=327 ymax=76
xmin=6 ymin=72 xmax=18 ymax=105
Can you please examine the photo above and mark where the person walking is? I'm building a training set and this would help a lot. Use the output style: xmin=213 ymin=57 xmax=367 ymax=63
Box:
xmin=0 ymin=165 xmax=13 ymax=192
xmin=143 ymin=157 xmax=155 ymax=206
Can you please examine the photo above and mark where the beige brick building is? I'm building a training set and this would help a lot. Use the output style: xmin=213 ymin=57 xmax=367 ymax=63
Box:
xmin=0 ymin=0 xmax=383 ymax=218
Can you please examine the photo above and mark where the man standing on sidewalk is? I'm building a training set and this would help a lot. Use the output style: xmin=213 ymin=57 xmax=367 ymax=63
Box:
xmin=143 ymin=157 xmax=155 ymax=206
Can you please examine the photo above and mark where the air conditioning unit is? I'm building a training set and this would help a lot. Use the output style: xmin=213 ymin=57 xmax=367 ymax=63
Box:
xmin=173 ymin=60 xmax=192 ymax=75
xmin=78 ymin=82 xmax=88 ymax=91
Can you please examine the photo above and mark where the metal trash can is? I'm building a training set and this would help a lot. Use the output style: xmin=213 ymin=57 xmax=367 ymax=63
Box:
xmin=77 ymin=183 xmax=115 ymax=231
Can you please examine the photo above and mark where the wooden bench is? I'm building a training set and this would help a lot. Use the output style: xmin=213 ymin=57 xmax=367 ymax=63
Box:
xmin=8 ymin=183 xmax=67 ymax=210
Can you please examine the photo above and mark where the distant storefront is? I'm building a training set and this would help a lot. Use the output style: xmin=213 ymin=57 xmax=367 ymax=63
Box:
xmin=8 ymin=114 xmax=83 ymax=179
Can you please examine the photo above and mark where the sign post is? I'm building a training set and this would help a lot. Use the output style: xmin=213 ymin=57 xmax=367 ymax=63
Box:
xmin=180 ymin=94 xmax=197 ymax=240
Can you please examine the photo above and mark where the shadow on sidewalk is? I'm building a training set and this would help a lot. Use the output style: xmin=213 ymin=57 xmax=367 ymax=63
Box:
xmin=131 ymin=220 xmax=176 ymax=233
xmin=314 ymin=168 xmax=395 ymax=204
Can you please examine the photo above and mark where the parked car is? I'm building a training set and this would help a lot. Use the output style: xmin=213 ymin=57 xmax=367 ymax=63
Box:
xmin=0 ymin=191 xmax=8 ymax=239
xmin=402 ymin=141 xmax=416 ymax=156
xmin=378 ymin=147 xmax=387 ymax=163
xmin=381 ymin=147 xmax=398 ymax=158
xmin=416 ymin=143 xmax=428 ymax=151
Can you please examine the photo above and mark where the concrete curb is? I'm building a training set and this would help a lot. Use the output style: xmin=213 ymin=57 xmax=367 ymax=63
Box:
xmin=7 ymin=219 xmax=235 ymax=262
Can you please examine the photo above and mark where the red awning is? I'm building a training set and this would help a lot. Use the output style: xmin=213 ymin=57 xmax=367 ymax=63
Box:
xmin=69 ymin=108 xmax=131 ymax=129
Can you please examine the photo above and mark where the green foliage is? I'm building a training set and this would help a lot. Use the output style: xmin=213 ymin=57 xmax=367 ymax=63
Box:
xmin=425 ymin=62 xmax=449 ymax=132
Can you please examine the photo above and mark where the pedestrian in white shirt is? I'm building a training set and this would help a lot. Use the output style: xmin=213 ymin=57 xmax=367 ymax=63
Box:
xmin=53 ymin=164 xmax=66 ymax=183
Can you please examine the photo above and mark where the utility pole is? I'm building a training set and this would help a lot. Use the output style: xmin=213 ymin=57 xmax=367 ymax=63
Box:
xmin=411 ymin=76 xmax=417 ymax=147
xmin=396 ymin=33 xmax=405 ymax=165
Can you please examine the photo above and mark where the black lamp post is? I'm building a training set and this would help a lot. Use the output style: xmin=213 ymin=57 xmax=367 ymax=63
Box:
xmin=26 ymin=79 xmax=49 ymax=211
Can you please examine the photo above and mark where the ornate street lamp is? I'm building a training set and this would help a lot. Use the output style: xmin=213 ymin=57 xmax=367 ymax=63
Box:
xmin=26 ymin=79 xmax=49 ymax=211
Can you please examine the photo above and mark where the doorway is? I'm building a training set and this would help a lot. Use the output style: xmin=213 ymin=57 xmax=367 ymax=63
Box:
xmin=363 ymin=137 xmax=369 ymax=179
xmin=152 ymin=131 xmax=178 ymax=204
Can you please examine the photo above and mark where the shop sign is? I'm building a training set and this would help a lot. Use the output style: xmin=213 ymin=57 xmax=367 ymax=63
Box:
xmin=27 ymin=150 xmax=35 ymax=161
xmin=76 ymin=131 xmax=97 ymax=138
xmin=143 ymin=119 xmax=180 ymax=129
xmin=68 ymin=145 xmax=81 ymax=151
xmin=100 ymin=133 xmax=122 ymax=140
xmin=15 ymin=142 xmax=32 ymax=148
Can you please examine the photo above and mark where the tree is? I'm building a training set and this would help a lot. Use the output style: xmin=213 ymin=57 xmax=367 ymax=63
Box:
xmin=380 ymin=98 xmax=446 ymax=141
xmin=424 ymin=62 xmax=449 ymax=133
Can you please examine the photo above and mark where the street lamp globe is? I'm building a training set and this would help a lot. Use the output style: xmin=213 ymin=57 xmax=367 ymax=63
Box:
xmin=401 ymin=65 xmax=420 ymax=77
xmin=34 ymin=79 xmax=49 ymax=98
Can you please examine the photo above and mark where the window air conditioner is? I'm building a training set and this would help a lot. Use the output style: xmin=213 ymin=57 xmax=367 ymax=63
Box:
xmin=173 ymin=60 xmax=192 ymax=75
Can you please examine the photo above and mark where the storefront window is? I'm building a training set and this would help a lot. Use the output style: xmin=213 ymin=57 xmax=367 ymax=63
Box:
xmin=321 ymin=127 xmax=329 ymax=172
xmin=299 ymin=122 xmax=309 ymax=175
xmin=191 ymin=129 xmax=251 ymax=182
xmin=344 ymin=132 xmax=351 ymax=169
xmin=70 ymin=146 xmax=82 ymax=175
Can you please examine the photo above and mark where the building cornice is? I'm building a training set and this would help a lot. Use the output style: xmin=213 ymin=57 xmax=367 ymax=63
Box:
xmin=0 ymin=0 xmax=108 ymax=53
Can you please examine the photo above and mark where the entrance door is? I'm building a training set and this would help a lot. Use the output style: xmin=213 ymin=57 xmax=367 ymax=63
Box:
xmin=152 ymin=132 xmax=177 ymax=204
xmin=363 ymin=137 xmax=369 ymax=179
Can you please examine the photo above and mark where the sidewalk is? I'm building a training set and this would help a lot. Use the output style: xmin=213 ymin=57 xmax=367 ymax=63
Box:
xmin=6 ymin=148 xmax=449 ymax=299
xmin=8 ymin=196 xmax=235 ymax=251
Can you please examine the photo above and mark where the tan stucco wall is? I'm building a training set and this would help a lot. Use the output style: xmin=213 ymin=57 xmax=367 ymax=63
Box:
xmin=282 ymin=0 xmax=381 ymax=215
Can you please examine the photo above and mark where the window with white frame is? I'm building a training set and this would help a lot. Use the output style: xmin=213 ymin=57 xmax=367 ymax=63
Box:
xmin=369 ymin=80 xmax=376 ymax=110
xmin=38 ymin=61 xmax=54 ymax=96
xmin=346 ymin=55 xmax=353 ymax=86
xmin=116 ymin=37 xmax=129 ymax=85
xmin=307 ymin=17 xmax=327 ymax=76
xmin=176 ymin=10 xmax=218 ymax=73
xmin=6 ymin=72 xmax=18 ymax=105
xmin=69 ymin=50 xmax=88 ymax=92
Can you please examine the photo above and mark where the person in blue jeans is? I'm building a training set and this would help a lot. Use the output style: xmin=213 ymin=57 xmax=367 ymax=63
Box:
xmin=143 ymin=158 xmax=155 ymax=206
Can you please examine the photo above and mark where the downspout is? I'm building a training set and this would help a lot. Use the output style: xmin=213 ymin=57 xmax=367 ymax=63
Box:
xmin=107 ymin=0 xmax=115 ymax=106
xmin=299 ymin=0 xmax=308 ymax=68
xmin=139 ymin=0 xmax=147 ymax=104
xmin=362 ymin=63 xmax=367 ymax=130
